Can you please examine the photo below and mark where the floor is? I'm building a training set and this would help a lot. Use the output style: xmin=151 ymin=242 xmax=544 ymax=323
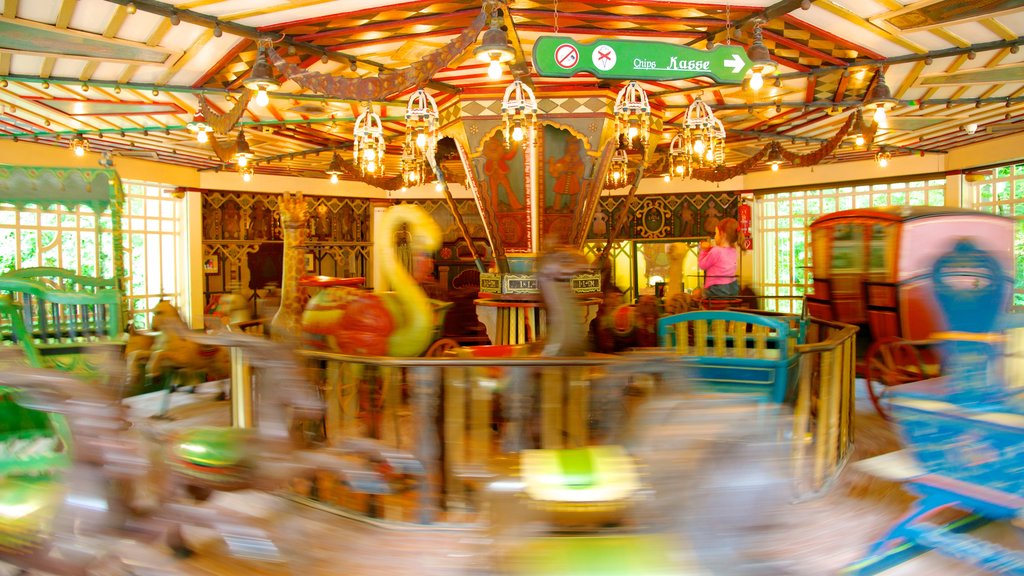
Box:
xmin=3 ymin=380 xmax=1017 ymax=575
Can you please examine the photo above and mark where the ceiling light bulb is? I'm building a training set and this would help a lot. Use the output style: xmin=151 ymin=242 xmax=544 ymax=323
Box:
xmin=675 ymin=165 xmax=685 ymax=174
xmin=771 ymin=162 xmax=779 ymax=172
xmin=511 ymin=125 xmax=524 ymax=141
xmin=705 ymin=149 xmax=714 ymax=161
xmin=416 ymin=132 xmax=427 ymax=148
xmin=255 ymin=88 xmax=269 ymax=107
xmin=965 ymin=123 xmax=978 ymax=135
xmin=242 ymin=171 xmax=251 ymax=182
xmin=878 ymin=156 xmax=888 ymax=168
xmin=330 ymin=173 xmax=338 ymax=184
xmin=627 ymin=125 xmax=639 ymax=140
xmin=126 ymin=2 xmax=137 ymax=14
xmin=363 ymin=148 xmax=375 ymax=160
xmin=366 ymin=161 xmax=376 ymax=172
xmin=488 ymin=58 xmax=502 ymax=80
xmin=749 ymin=72 xmax=764 ymax=91
xmin=237 ymin=156 xmax=248 ymax=167
xmin=196 ymin=130 xmax=208 ymax=143
xmin=663 ymin=174 xmax=670 ymax=183
xmin=855 ymin=135 xmax=865 ymax=147
xmin=435 ymin=182 xmax=443 ymax=192
xmin=74 ymin=145 xmax=85 ymax=157
xmin=693 ymin=139 xmax=706 ymax=155
xmin=873 ymin=106 xmax=886 ymax=124
xmin=612 ymin=170 xmax=621 ymax=179
xmin=410 ymin=171 xmax=419 ymax=182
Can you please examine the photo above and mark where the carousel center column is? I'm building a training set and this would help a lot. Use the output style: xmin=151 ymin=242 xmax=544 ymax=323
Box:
xmin=445 ymin=87 xmax=645 ymax=346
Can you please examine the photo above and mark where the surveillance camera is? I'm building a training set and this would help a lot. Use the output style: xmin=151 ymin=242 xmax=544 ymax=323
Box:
xmin=964 ymin=123 xmax=978 ymax=135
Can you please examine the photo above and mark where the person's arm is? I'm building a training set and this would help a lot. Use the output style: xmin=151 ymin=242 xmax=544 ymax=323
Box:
xmin=698 ymin=246 xmax=718 ymax=271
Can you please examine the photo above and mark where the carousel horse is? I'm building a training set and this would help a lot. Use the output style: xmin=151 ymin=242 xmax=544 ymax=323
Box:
xmin=148 ymin=327 xmax=426 ymax=564
xmin=0 ymin=347 xmax=151 ymax=575
xmin=144 ymin=299 xmax=230 ymax=385
xmin=301 ymin=204 xmax=444 ymax=357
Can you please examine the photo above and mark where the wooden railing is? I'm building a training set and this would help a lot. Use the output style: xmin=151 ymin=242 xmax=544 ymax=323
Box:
xmin=793 ymin=317 xmax=859 ymax=499
xmin=223 ymin=313 xmax=857 ymax=524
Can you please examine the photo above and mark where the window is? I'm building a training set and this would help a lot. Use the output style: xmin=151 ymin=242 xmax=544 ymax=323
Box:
xmin=756 ymin=179 xmax=945 ymax=313
xmin=966 ymin=162 xmax=1024 ymax=308
xmin=0 ymin=180 xmax=185 ymax=329
xmin=121 ymin=181 xmax=185 ymax=328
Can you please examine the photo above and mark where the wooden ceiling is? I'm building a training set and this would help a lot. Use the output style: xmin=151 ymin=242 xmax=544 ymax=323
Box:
xmin=1 ymin=0 xmax=1023 ymax=181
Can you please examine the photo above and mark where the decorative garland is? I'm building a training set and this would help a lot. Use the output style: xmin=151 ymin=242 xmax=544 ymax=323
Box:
xmin=208 ymin=134 xmax=237 ymax=164
xmin=777 ymin=112 xmax=855 ymax=167
xmin=266 ymin=0 xmax=503 ymax=101
xmin=200 ymin=89 xmax=253 ymax=135
xmin=648 ymin=112 xmax=857 ymax=182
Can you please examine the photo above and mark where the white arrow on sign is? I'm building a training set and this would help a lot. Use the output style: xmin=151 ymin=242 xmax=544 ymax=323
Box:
xmin=724 ymin=54 xmax=745 ymax=74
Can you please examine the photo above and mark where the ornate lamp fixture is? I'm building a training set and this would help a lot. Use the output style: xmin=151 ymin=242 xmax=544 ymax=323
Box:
xmin=401 ymin=145 xmax=428 ymax=187
xmin=405 ymin=89 xmax=439 ymax=154
xmin=746 ymin=19 xmax=777 ymax=91
xmin=848 ymin=109 xmax=868 ymax=147
xmin=668 ymin=132 xmax=688 ymax=179
xmin=606 ymin=149 xmax=629 ymax=187
xmin=680 ymin=95 xmax=725 ymax=173
xmin=614 ymin=81 xmax=651 ymax=149
xmin=243 ymin=42 xmax=280 ymax=107
xmin=233 ymin=129 xmax=254 ymax=167
xmin=69 ymin=134 xmax=89 ymax=157
xmin=353 ymin=102 xmax=385 ymax=176
xmin=325 ymin=151 xmax=344 ymax=184
xmin=187 ymin=110 xmax=212 ymax=143
xmin=875 ymin=149 xmax=891 ymax=168
xmin=501 ymin=79 xmax=538 ymax=146
xmin=474 ymin=9 xmax=515 ymax=80
xmin=864 ymin=70 xmax=897 ymax=125
xmin=766 ymin=142 xmax=785 ymax=171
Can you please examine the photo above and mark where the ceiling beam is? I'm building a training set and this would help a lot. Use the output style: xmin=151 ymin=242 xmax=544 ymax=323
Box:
xmin=100 ymin=0 xmax=458 ymax=94
xmin=652 ymin=35 xmax=1024 ymax=98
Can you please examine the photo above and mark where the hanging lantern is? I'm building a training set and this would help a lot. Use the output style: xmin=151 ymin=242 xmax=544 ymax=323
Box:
xmin=243 ymin=42 xmax=281 ymax=107
xmin=606 ymin=149 xmax=629 ymax=187
xmin=668 ymin=131 xmax=688 ymax=179
xmin=401 ymin=144 xmax=428 ymax=187
xmin=765 ymin=142 xmax=786 ymax=172
xmin=614 ymin=81 xmax=650 ymax=149
xmin=353 ymin=101 xmax=385 ymax=176
xmin=680 ymin=95 xmax=725 ymax=175
xmin=187 ymin=110 xmax=212 ymax=143
xmin=403 ymin=88 xmax=438 ymax=184
xmin=325 ymin=151 xmax=344 ymax=184
xmin=745 ymin=19 xmax=777 ymax=91
xmin=233 ymin=129 xmax=254 ymax=167
xmin=501 ymin=80 xmax=537 ymax=147
xmin=875 ymin=149 xmax=892 ymax=168
xmin=69 ymin=134 xmax=89 ymax=157
xmin=405 ymin=89 xmax=439 ymax=154
xmin=473 ymin=10 xmax=514 ymax=81
xmin=864 ymin=70 xmax=897 ymax=126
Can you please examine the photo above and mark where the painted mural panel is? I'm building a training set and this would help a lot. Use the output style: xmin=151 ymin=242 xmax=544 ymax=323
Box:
xmin=473 ymin=133 xmax=529 ymax=252
xmin=541 ymin=125 xmax=592 ymax=245
xmin=587 ymin=192 xmax=738 ymax=241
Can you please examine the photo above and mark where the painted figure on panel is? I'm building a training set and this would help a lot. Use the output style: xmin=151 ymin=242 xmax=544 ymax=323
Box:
xmin=482 ymin=135 xmax=522 ymax=212
xmin=248 ymin=202 xmax=272 ymax=240
xmin=548 ymin=138 xmax=586 ymax=211
xmin=222 ymin=200 xmax=241 ymax=240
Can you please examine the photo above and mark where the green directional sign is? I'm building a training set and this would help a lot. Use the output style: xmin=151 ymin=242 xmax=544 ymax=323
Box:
xmin=533 ymin=36 xmax=752 ymax=84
